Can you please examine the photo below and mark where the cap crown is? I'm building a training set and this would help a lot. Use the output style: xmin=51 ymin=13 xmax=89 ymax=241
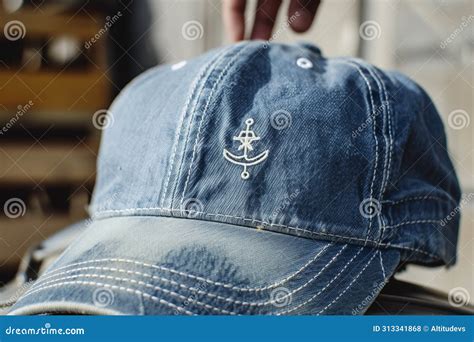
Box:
xmin=91 ymin=42 xmax=461 ymax=266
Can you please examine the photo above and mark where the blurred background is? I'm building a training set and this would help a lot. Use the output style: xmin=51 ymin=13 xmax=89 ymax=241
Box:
xmin=0 ymin=0 xmax=472 ymax=303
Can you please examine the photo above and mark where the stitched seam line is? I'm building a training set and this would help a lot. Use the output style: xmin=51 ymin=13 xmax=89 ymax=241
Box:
xmin=363 ymin=64 xmax=389 ymax=219
xmin=37 ymin=246 xmax=346 ymax=308
xmin=27 ymin=247 xmax=344 ymax=310
xmin=364 ymin=66 xmax=389 ymax=202
xmin=178 ymin=45 xmax=252 ymax=208
xmin=32 ymin=266 xmax=289 ymax=307
xmin=160 ymin=65 xmax=205 ymax=208
xmin=160 ymin=47 xmax=232 ymax=209
xmin=276 ymin=246 xmax=364 ymax=315
xmin=365 ymin=65 xmax=391 ymax=244
xmin=168 ymin=46 xmax=240 ymax=208
xmin=25 ymin=274 xmax=233 ymax=315
xmin=380 ymin=213 xmax=388 ymax=244
xmin=90 ymin=209 xmax=439 ymax=259
xmin=0 ymin=283 xmax=32 ymax=307
xmin=17 ymin=280 xmax=195 ymax=315
xmin=339 ymin=61 xmax=379 ymax=243
xmin=317 ymin=251 xmax=378 ymax=315
xmin=385 ymin=196 xmax=455 ymax=205
xmin=372 ymin=67 xmax=393 ymax=200
xmin=379 ymin=250 xmax=386 ymax=279
xmin=384 ymin=219 xmax=440 ymax=229
xmin=38 ymin=244 xmax=332 ymax=294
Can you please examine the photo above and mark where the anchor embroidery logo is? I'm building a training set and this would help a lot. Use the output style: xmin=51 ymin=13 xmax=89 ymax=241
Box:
xmin=223 ymin=118 xmax=269 ymax=180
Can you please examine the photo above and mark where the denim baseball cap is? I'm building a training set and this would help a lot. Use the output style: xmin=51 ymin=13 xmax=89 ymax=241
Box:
xmin=10 ymin=41 xmax=461 ymax=315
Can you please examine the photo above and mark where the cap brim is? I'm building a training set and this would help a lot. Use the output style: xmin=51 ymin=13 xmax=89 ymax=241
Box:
xmin=10 ymin=216 xmax=400 ymax=315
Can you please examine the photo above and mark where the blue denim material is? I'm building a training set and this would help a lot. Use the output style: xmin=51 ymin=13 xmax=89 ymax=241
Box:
xmin=9 ymin=41 xmax=460 ymax=315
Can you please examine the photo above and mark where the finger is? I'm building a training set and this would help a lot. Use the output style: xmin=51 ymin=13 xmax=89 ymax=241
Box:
xmin=223 ymin=0 xmax=247 ymax=42
xmin=288 ymin=0 xmax=320 ymax=33
xmin=250 ymin=0 xmax=283 ymax=40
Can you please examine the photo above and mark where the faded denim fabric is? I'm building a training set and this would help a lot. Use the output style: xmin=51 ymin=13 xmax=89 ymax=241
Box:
xmin=9 ymin=41 xmax=460 ymax=315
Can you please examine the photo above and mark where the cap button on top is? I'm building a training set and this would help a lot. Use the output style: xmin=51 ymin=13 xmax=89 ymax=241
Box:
xmin=296 ymin=57 xmax=313 ymax=69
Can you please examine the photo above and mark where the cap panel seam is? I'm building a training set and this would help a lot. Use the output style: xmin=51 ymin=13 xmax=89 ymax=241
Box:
xmin=336 ymin=61 xmax=380 ymax=243
xmin=383 ymin=219 xmax=441 ymax=229
xmin=344 ymin=61 xmax=390 ymax=244
xmin=360 ymin=64 xmax=390 ymax=203
xmin=177 ymin=44 xmax=255 ymax=209
xmin=371 ymin=67 xmax=393 ymax=200
xmin=379 ymin=249 xmax=386 ymax=279
xmin=384 ymin=195 xmax=457 ymax=206
xmin=168 ymin=44 xmax=246 ymax=208
xmin=366 ymin=66 xmax=393 ymax=242
xmin=364 ymin=65 xmax=392 ymax=243
xmin=159 ymin=46 xmax=234 ymax=209
xmin=379 ymin=212 xmax=389 ymax=247
xmin=159 ymin=59 xmax=216 ymax=209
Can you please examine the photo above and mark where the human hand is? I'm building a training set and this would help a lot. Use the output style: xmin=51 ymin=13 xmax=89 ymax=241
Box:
xmin=223 ymin=0 xmax=321 ymax=42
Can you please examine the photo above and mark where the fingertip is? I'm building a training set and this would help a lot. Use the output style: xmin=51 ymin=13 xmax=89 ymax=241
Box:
xmin=229 ymin=26 xmax=246 ymax=42
xmin=223 ymin=0 xmax=247 ymax=41
xmin=250 ymin=0 xmax=282 ymax=41
xmin=250 ymin=28 xmax=272 ymax=41
xmin=289 ymin=10 xmax=313 ymax=33
xmin=288 ymin=0 xmax=320 ymax=33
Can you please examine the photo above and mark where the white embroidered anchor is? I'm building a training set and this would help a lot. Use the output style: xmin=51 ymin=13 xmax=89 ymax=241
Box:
xmin=223 ymin=118 xmax=269 ymax=180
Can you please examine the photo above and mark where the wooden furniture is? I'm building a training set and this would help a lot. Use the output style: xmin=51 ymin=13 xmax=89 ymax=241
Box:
xmin=0 ymin=7 xmax=110 ymax=273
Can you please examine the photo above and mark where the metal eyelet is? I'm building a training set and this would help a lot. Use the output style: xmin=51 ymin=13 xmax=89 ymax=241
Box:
xmin=296 ymin=57 xmax=313 ymax=69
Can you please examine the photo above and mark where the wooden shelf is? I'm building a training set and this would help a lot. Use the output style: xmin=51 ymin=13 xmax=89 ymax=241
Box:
xmin=0 ymin=213 xmax=87 ymax=268
xmin=0 ymin=10 xmax=103 ymax=39
xmin=0 ymin=110 xmax=101 ymax=126
xmin=0 ymin=141 xmax=97 ymax=185
xmin=0 ymin=71 xmax=109 ymax=112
